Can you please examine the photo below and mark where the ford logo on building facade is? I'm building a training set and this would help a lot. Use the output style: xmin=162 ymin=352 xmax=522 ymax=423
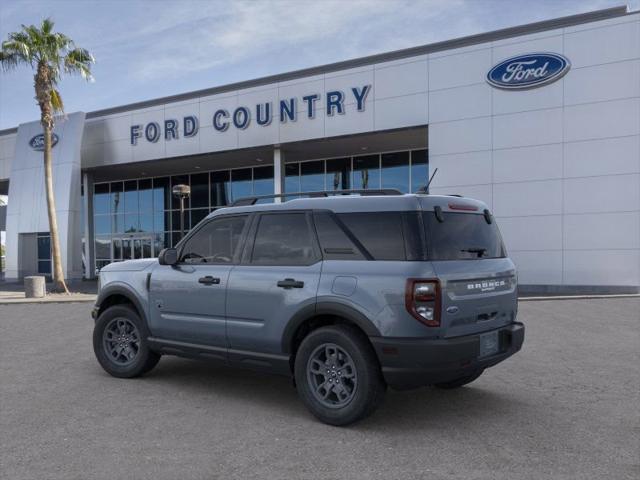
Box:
xmin=487 ymin=53 xmax=570 ymax=90
xmin=29 ymin=133 xmax=59 ymax=151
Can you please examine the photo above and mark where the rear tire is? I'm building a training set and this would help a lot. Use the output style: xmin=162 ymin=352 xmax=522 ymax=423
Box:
xmin=434 ymin=369 xmax=484 ymax=389
xmin=93 ymin=304 xmax=160 ymax=378
xmin=294 ymin=325 xmax=386 ymax=426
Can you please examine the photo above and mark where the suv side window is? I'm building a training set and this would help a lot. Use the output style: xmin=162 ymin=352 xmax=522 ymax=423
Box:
xmin=251 ymin=213 xmax=318 ymax=265
xmin=336 ymin=212 xmax=406 ymax=261
xmin=180 ymin=215 xmax=248 ymax=264
xmin=313 ymin=211 xmax=366 ymax=260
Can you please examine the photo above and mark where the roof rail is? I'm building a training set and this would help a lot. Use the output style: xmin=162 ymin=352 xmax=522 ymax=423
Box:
xmin=229 ymin=189 xmax=404 ymax=207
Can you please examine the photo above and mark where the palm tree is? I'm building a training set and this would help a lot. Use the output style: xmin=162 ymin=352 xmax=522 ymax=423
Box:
xmin=0 ymin=18 xmax=94 ymax=293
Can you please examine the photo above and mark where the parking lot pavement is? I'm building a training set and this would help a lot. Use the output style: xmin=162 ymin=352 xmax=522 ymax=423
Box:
xmin=0 ymin=299 xmax=638 ymax=480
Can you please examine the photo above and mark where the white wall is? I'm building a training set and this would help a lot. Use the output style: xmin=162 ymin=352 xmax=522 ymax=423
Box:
xmin=81 ymin=57 xmax=429 ymax=168
xmin=0 ymin=133 xmax=16 ymax=181
xmin=428 ymin=13 xmax=640 ymax=288
xmin=5 ymin=113 xmax=85 ymax=280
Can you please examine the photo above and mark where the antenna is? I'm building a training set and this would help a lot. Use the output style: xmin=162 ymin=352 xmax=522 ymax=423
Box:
xmin=417 ymin=168 xmax=438 ymax=194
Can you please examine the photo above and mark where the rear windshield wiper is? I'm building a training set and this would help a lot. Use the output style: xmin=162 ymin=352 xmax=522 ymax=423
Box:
xmin=460 ymin=247 xmax=487 ymax=258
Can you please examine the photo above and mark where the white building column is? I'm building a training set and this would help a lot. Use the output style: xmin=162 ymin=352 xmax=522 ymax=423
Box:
xmin=273 ymin=147 xmax=285 ymax=203
xmin=82 ymin=172 xmax=95 ymax=279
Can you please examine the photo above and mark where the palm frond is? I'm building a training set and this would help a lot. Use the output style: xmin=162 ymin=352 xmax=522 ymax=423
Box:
xmin=41 ymin=17 xmax=54 ymax=35
xmin=64 ymin=47 xmax=94 ymax=81
xmin=50 ymin=88 xmax=64 ymax=113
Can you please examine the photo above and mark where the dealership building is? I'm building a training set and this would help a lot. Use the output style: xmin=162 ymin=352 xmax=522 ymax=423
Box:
xmin=0 ymin=5 xmax=639 ymax=293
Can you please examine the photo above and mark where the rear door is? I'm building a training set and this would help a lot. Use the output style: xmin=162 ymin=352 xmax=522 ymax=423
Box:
xmin=225 ymin=211 xmax=322 ymax=366
xmin=423 ymin=210 xmax=517 ymax=338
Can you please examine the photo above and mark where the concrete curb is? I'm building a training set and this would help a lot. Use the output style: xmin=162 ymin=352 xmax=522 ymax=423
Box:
xmin=0 ymin=295 xmax=96 ymax=305
xmin=519 ymin=294 xmax=640 ymax=302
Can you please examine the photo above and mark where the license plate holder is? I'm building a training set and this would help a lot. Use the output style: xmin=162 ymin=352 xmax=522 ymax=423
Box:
xmin=479 ymin=331 xmax=499 ymax=358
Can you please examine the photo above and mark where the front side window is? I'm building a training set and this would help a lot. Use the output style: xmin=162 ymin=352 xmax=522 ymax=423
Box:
xmin=180 ymin=215 xmax=248 ymax=264
xmin=251 ymin=213 xmax=317 ymax=265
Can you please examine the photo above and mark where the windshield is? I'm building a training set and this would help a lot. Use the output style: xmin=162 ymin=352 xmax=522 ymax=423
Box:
xmin=423 ymin=212 xmax=506 ymax=260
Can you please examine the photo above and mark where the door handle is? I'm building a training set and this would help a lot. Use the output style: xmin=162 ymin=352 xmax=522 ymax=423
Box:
xmin=277 ymin=278 xmax=304 ymax=289
xmin=198 ymin=276 xmax=220 ymax=285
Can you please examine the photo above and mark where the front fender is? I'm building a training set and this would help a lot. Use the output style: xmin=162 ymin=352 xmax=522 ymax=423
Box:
xmin=94 ymin=281 xmax=150 ymax=327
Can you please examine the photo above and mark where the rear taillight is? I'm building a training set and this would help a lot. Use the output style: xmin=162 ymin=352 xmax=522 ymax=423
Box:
xmin=405 ymin=279 xmax=441 ymax=327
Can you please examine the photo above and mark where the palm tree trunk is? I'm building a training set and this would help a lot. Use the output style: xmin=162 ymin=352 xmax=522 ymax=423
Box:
xmin=43 ymin=123 xmax=68 ymax=294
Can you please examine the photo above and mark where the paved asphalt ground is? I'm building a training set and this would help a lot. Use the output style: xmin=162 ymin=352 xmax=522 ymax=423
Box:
xmin=1 ymin=298 xmax=638 ymax=480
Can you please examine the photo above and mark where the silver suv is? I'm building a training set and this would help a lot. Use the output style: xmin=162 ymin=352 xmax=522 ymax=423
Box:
xmin=92 ymin=190 xmax=524 ymax=425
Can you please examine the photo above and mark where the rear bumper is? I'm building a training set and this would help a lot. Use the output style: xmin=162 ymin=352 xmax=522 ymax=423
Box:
xmin=370 ymin=323 xmax=525 ymax=390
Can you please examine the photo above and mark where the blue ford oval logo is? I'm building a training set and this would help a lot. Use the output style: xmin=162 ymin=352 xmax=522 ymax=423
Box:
xmin=487 ymin=53 xmax=570 ymax=90
xmin=29 ymin=133 xmax=59 ymax=151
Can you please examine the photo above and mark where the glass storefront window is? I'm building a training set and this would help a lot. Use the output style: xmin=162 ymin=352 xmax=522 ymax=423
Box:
xmin=124 ymin=213 xmax=139 ymax=233
xmin=111 ymin=182 xmax=123 ymax=216
xmin=381 ymin=151 xmax=410 ymax=193
xmin=172 ymin=210 xmax=191 ymax=232
xmin=153 ymin=177 xmax=170 ymax=211
xmin=411 ymin=149 xmax=429 ymax=193
xmin=211 ymin=171 xmax=230 ymax=207
xmin=139 ymin=179 xmax=153 ymax=212
xmin=95 ymin=236 xmax=111 ymax=260
xmin=326 ymin=158 xmax=351 ymax=191
xmin=353 ymin=155 xmax=380 ymax=190
xmin=139 ymin=212 xmax=153 ymax=232
xmin=231 ymin=168 xmax=252 ymax=201
xmin=94 ymin=183 xmax=110 ymax=214
xmin=191 ymin=208 xmax=209 ymax=227
xmin=285 ymin=163 xmax=300 ymax=193
xmin=113 ymin=214 xmax=124 ymax=234
xmin=253 ymin=166 xmax=274 ymax=197
xmin=124 ymin=180 xmax=138 ymax=213
xmin=153 ymin=211 xmax=169 ymax=232
xmin=94 ymin=215 xmax=111 ymax=235
xmin=301 ymin=160 xmax=324 ymax=192
xmin=190 ymin=173 xmax=209 ymax=209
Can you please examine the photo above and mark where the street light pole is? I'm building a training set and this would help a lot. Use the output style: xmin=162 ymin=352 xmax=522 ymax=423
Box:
xmin=172 ymin=184 xmax=191 ymax=240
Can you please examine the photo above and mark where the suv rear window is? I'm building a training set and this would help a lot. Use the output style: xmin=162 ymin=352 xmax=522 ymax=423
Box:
xmin=423 ymin=212 xmax=506 ymax=260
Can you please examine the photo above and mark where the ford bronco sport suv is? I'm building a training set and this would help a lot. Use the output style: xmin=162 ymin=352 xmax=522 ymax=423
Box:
xmin=92 ymin=190 xmax=524 ymax=426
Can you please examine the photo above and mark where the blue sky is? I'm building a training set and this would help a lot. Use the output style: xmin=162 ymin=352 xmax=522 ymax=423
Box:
xmin=0 ymin=0 xmax=633 ymax=130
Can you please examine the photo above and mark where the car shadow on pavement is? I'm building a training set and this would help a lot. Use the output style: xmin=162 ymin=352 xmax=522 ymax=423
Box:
xmin=110 ymin=356 xmax=526 ymax=429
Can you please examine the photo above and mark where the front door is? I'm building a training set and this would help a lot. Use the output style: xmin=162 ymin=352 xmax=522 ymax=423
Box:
xmin=226 ymin=212 xmax=322 ymax=361
xmin=148 ymin=214 xmax=250 ymax=351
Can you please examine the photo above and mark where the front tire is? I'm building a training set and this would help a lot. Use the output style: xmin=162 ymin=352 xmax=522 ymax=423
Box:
xmin=294 ymin=325 xmax=386 ymax=426
xmin=93 ymin=304 xmax=160 ymax=378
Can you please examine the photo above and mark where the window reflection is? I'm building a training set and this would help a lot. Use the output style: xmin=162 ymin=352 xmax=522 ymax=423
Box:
xmin=353 ymin=155 xmax=380 ymax=190
xmin=285 ymin=163 xmax=300 ymax=193
xmin=231 ymin=168 xmax=252 ymax=201
xmin=301 ymin=161 xmax=324 ymax=192
xmin=211 ymin=171 xmax=230 ymax=207
xmin=411 ymin=149 xmax=429 ymax=193
xmin=381 ymin=151 xmax=410 ymax=193
xmin=326 ymin=158 xmax=350 ymax=191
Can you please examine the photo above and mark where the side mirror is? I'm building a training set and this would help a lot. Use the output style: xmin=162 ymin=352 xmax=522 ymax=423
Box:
xmin=158 ymin=248 xmax=178 ymax=266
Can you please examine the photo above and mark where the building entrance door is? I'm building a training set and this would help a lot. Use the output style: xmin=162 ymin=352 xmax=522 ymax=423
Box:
xmin=112 ymin=235 xmax=154 ymax=262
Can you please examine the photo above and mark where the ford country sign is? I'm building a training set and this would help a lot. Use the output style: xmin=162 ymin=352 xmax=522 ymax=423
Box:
xmin=29 ymin=133 xmax=59 ymax=151
xmin=487 ymin=53 xmax=570 ymax=90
